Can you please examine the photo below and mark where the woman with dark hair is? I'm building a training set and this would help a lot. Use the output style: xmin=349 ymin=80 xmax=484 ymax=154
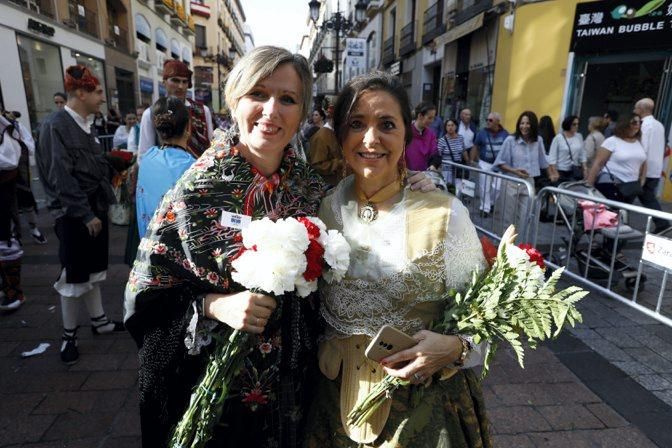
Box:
xmin=495 ymin=111 xmax=556 ymax=233
xmin=538 ymin=115 xmax=556 ymax=155
xmin=586 ymin=113 xmax=646 ymax=203
xmin=437 ymin=117 xmax=468 ymax=193
xmin=135 ymin=96 xmax=196 ymax=239
xmin=305 ymin=71 xmax=491 ymax=447
xmin=548 ymin=115 xmax=586 ymax=182
xmin=93 ymin=111 xmax=107 ymax=135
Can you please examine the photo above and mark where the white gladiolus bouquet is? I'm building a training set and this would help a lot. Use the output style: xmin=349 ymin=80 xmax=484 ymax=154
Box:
xmin=170 ymin=216 xmax=350 ymax=448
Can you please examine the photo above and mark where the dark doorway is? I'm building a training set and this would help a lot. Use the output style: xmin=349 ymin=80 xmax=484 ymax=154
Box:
xmin=115 ymin=67 xmax=135 ymax=116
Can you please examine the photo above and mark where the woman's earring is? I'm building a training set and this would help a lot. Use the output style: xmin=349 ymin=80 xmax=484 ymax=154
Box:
xmin=342 ymin=160 xmax=348 ymax=179
xmin=398 ymin=146 xmax=407 ymax=186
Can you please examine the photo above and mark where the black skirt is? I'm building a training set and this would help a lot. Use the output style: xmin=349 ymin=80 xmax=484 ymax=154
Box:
xmin=54 ymin=212 xmax=109 ymax=284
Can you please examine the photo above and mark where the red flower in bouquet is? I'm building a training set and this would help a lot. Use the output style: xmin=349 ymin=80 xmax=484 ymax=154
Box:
xmin=304 ymin=240 xmax=325 ymax=281
xmin=517 ymin=243 xmax=546 ymax=269
xmin=480 ymin=236 xmax=498 ymax=266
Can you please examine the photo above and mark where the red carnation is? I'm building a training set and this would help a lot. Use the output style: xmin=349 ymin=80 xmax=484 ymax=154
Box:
xmin=480 ymin=236 xmax=497 ymax=267
xmin=297 ymin=217 xmax=321 ymax=241
xmin=518 ymin=243 xmax=546 ymax=270
xmin=303 ymin=240 xmax=325 ymax=281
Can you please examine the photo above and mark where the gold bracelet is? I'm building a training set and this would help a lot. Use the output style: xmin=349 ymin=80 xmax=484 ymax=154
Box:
xmin=452 ymin=334 xmax=470 ymax=367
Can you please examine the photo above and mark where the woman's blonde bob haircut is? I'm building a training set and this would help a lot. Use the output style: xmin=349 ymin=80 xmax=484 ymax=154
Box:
xmin=224 ymin=46 xmax=313 ymax=120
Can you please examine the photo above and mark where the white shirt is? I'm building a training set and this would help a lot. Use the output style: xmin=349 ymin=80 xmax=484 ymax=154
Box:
xmin=458 ymin=121 xmax=474 ymax=149
xmin=547 ymin=133 xmax=586 ymax=170
xmin=600 ymin=136 xmax=646 ymax=183
xmin=640 ymin=115 xmax=666 ymax=178
xmin=113 ymin=125 xmax=131 ymax=148
xmin=64 ymin=105 xmax=93 ymax=134
xmin=127 ymin=126 xmax=139 ymax=152
xmin=138 ymin=99 xmax=214 ymax=160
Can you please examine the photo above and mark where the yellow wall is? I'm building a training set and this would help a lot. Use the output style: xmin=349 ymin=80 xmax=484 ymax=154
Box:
xmin=491 ymin=0 xmax=596 ymax=131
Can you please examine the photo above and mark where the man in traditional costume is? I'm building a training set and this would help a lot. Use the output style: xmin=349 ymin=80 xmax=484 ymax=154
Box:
xmin=37 ymin=65 xmax=124 ymax=365
xmin=137 ymin=60 xmax=214 ymax=160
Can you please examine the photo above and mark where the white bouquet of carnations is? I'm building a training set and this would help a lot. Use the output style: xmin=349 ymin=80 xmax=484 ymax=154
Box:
xmin=170 ymin=216 xmax=350 ymax=448
xmin=347 ymin=225 xmax=586 ymax=427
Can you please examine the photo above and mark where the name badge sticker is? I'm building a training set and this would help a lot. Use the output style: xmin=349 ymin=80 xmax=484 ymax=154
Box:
xmin=220 ymin=211 xmax=252 ymax=230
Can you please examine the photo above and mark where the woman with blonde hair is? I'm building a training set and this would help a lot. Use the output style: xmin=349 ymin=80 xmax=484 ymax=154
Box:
xmin=584 ymin=116 xmax=607 ymax=167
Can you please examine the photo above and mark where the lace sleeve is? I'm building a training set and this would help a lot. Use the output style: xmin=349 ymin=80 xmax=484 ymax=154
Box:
xmin=184 ymin=299 xmax=219 ymax=355
xmin=444 ymin=199 xmax=488 ymax=368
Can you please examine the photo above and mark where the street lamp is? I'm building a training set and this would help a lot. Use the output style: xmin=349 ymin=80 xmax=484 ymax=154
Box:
xmin=308 ymin=0 xmax=366 ymax=94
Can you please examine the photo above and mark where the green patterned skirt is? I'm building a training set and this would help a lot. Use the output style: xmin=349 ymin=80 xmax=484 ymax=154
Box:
xmin=304 ymin=369 xmax=492 ymax=448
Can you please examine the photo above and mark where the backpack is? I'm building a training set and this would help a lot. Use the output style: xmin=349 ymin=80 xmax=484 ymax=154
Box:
xmin=0 ymin=115 xmax=22 ymax=171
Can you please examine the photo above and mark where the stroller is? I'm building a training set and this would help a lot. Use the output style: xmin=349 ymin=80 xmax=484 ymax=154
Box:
xmin=550 ymin=180 xmax=647 ymax=292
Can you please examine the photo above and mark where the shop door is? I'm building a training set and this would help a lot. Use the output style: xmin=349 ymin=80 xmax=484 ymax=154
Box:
xmin=115 ymin=68 xmax=135 ymax=116
xmin=570 ymin=53 xmax=672 ymax=133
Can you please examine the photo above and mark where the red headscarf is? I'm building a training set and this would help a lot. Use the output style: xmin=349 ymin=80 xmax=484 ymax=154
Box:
xmin=64 ymin=65 xmax=100 ymax=92
xmin=163 ymin=59 xmax=193 ymax=87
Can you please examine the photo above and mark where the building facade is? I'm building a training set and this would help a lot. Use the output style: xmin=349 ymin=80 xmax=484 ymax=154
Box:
xmin=190 ymin=0 xmax=248 ymax=114
xmin=132 ymin=0 xmax=194 ymax=107
xmin=0 ymin=0 xmax=138 ymax=134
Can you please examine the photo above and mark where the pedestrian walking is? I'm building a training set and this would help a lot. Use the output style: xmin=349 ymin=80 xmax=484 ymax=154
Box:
xmin=112 ymin=113 xmax=137 ymax=150
xmin=53 ymin=92 xmax=66 ymax=111
xmin=634 ymin=98 xmax=670 ymax=233
xmin=495 ymin=111 xmax=554 ymax=235
xmin=585 ymin=113 xmax=646 ymax=204
xmin=538 ymin=115 xmax=556 ymax=155
xmin=603 ymin=110 xmax=618 ymax=138
xmin=472 ymin=112 xmax=509 ymax=216
xmin=309 ymin=124 xmax=343 ymax=188
xmin=438 ymin=118 xmax=468 ymax=194
xmin=405 ymin=101 xmax=438 ymax=171
xmin=584 ymin=116 xmax=607 ymax=168
xmin=0 ymin=111 xmax=25 ymax=311
xmin=547 ymin=115 xmax=587 ymax=182
xmin=137 ymin=59 xmax=214 ymax=160
xmin=36 ymin=65 xmax=124 ymax=365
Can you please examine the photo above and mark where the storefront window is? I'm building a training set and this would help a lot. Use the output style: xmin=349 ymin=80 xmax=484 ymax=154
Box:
xmin=16 ymin=35 xmax=63 ymax=132
xmin=466 ymin=65 xmax=493 ymax=127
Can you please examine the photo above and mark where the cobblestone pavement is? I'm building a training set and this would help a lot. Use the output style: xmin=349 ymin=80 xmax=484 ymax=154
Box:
xmin=1 ymin=207 xmax=671 ymax=447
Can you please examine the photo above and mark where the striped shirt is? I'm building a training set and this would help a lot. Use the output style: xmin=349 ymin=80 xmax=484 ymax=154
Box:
xmin=438 ymin=134 xmax=465 ymax=168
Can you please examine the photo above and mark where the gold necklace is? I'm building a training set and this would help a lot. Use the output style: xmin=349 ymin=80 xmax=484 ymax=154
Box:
xmin=355 ymin=179 xmax=402 ymax=223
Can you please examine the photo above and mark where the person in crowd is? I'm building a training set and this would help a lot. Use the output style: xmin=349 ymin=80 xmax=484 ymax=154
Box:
xmin=309 ymin=122 xmax=343 ymax=188
xmin=429 ymin=112 xmax=445 ymax=139
xmin=305 ymin=71 xmax=491 ymax=448
xmin=437 ymin=117 xmax=468 ymax=194
xmin=324 ymin=103 xmax=335 ymax=129
xmin=93 ymin=111 xmax=107 ymax=135
xmin=584 ymin=116 xmax=606 ymax=168
xmin=472 ymin=112 xmax=509 ymax=217
xmin=547 ymin=115 xmax=587 ymax=182
xmin=405 ymin=101 xmax=438 ymax=171
xmin=9 ymin=111 xmax=47 ymax=245
xmin=538 ymin=115 xmax=556 ymax=155
xmin=0 ymin=111 xmax=26 ymax=311
xmin=586 ymin=113 xmax=646 ymax=204
xmin=53 ymin=92 xmax=67 ymax=110
xmin=603 ymin=110 xmax=618 ymax=138
xmin=634 ymin=98 xmax=669 ymax=232
xmin=126 ymin=106 xmax=146 ymax=153
xmin=495 ymin=111 xmax=556 ymax=234
xmin=113 ymin=113 xmax=138 ymax=150
xmin=37 ymin=65 xmax=124 ymax=365
xmin=138 ymin=59 xmax=214 ymax=160
xmin=106 ymin=108 xmax=121 ymax=134
xmin=302 ymin=108 xmax=325 ymax=147
xmin=458 ymin=108 xmax=477 ymax=156
xmin=136 ymin=97 xmax=195 ymax=239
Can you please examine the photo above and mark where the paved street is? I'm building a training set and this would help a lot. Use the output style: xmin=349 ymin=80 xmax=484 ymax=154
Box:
xmin=1 ymin=209 xmax=671 ymax=447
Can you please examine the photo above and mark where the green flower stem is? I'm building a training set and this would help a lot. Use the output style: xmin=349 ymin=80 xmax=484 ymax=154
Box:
xmin=169 ymin=329 xmax=250 ymax=448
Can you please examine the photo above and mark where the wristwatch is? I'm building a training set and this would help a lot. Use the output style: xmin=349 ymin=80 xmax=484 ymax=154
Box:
xmin=452 ymin=334 xmax=472 ymax=367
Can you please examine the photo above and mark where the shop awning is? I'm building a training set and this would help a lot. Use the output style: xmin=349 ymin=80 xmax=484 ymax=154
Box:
xmin=435 ymin=12 xmax=484 ymax=47
xmin=155 ymin=28 xmax=168 ymax=51
xmin=171 ymin=39 xmax=180 ymax=58
xmin=135 ymin=14 xmax=151 ymax=42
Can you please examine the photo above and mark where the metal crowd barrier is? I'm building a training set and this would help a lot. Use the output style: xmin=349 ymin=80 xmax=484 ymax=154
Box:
xmin=441 ymin=161 xmax=536 ymax=243
xmin=530 ymin=186 xmax=672 ymax=327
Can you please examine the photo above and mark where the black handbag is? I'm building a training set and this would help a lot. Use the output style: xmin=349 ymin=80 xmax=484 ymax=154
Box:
xmin=604 ymin=166 xmax=642 ymax=203
xmin=561 ymin=134 xmax=583 ymax=180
